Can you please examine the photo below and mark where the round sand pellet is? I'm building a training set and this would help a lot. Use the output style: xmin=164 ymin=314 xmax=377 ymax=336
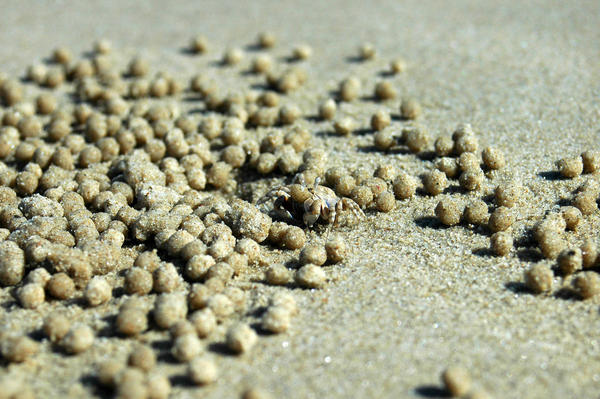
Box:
xmin=128 ymin=345 xmax=156 ymax=372
xmin=459 ymin=170 xmax=484 ymax=191
xmin=62 ymin=324 xmax=94 ymax=354
xmin=154 ymin=293 xmax=187 ymax=329
xmin=374 ymin=81 xmax=396 ymax=100
xmin=1 ymin=335 xmax=38 ymax=363
xmin=524 ymin=264 xmax=553 ymax=294
xmin=188 ymin=356 xmax=218 ymax=385
xmin=539 ymin=231 xmax=565 ymax=260
xmin=97 ymin=360 xmax=124 ymax=388
xmin=43 ymin=313 xmax=71 ymax=342
xmin=494 ymin=182 xmax=521 ymax=208
xmin=84 ymin=277 xmax=112 ymax=307
xmin=172 ymin=333 xmax=203 ymax=362
xmin=265 ymin=264 xmax=292 ymax=285
xmin=295 ymin=264 xmax=326 ymax=288
xmin=400 ymin=98 xmax=421 ymax=120
xmin=581 ymin=239 xmax=598 ymax=269
xmin=371 ymin=110 xmax=391 ymax=131
xmin=190 ymin=308 xmax=217 ymax=338
xmin=17 ymin=283 xmax=45 ymax=309
xmin=573 ymin=272 xmax=600 ymax=300
xmin=116 ymin=307 xmax=148 ymax=336
xmin=300 ymin=244 xmax=327 ymax=266
xmin=491 ymin=231 xmax=513 ymax=256
xmin=375 ymin=191 xmax=396 ymax=212
xmin=334 ymin=117 xmax=355 ymax=136
xmin=423 ymin=170 xmax=448 ymax=196
xmin=261 ymin=306 xmax=291 ymax=333
xmin=488 ymin=206 xmax=514 ymax=232
xmin=482 ymin=146 xmax=505 ymax=170
xmin=339 ymin=77 xmax=360 ymax=102
xmin=283 ymin=226 xmax=306 ymax=250
xmin=557 ymin=248 xmax=582 ymax=275
xmin=319 ymin=99 xmax=337 ymax=120
xmin=462 ymin=200 xmax=489 ymax=225
xmin=393 ymin=173 xmax=417 ymax=200
xmin=441 ymin=366 xmax=472 ymax=397
xmin=226 ymin=323 xmax=257 ymax=354
xmin=560 ymin=206 xmax=582 ymax=230
xmin=435 ymin=136 xmax=454 ymax=157
xmin=573 ymin=191 xmax=597 ymax=215
xmin=47 ymin=272 xmax=75 ymax=300
xmin=435 ymin=198 xmax=462 ymax=226
xmin=581 ymin=150 xmax=600 ymax=173
xmin=557 ymin=157 xmax=583 ymax=178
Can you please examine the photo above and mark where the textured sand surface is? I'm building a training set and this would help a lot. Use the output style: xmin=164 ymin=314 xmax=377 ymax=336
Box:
xmin=0 ymin=1 xmax=599 ymax=398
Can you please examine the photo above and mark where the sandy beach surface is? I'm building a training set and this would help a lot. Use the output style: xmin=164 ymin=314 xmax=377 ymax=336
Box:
xmin=0 ymin=1 xmax=599 ymax=398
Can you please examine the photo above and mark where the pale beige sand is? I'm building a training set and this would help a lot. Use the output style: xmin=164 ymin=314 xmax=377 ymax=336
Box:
xmin=0 ymin=1 xmax=599 ymax=398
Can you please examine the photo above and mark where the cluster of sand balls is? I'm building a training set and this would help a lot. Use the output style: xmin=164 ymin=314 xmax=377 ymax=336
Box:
xmin=0 ymin=31 xmax=423 ymax=397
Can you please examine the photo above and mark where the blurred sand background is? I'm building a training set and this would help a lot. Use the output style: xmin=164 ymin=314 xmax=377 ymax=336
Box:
xmin=0 ymin=1 xmax=599 ymax=398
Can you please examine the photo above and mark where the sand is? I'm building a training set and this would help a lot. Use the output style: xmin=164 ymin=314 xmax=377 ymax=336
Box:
xmin=0 ymin=1 xmax=599 ymax=398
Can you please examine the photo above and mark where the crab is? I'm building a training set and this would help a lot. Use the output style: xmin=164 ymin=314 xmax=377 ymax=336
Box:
xmin=257 ymin=177 xmax=365 ymax=227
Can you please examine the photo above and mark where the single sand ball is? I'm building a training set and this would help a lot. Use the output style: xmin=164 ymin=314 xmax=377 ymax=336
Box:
xmin=0 ymin=240 xmax=25 ymax=286
xmin=223 ymin=48 xmax=244 ymax=65
xmin=147 ymin=372 xmax=172 ymax=399
xmin=226 ymin=323 xmax=258 ymax=354
xmin=374 ymin=129 xmax=394 ymax=151
xmin=435 ymin=198 xmax=462 ymax=226
xmin=423 ymin=170 xmax=448 ymax=196
xmin=284 ymin=226 xmax=306 ymax=249
xmin=494 ymin=182 xmax=521 ymax=208
xmin=188 ymin=356 xmax=218 ymax=385
xmin=190 ymin=35 xmax=209 ymax=53
xmin=404 ymin=126 xmax=429 ymax=153
xmin=482 ymin=147 xmax=506 ymax=170
xmin=128 ymin=345 xmax=156 ymax=372
xmin=115 ymin=368 xmax=147 ymax=399
xmin=371 ymin=110 xmax=391 ymax=131
xmin=393 ymin=173 xmax=418 ymax=200
xmin=319 ymin=99 xmax=337 ymax=120
xmin=190 ymin=308 xmax=217 ymax=338
xmin=1 ymin=335 xmax=39 ymax=363
xmin=539 ymin=231 xmax=566 ymax=260
xmin=261 ymin=306 xmax=291 ymax=334
xmin=295 ymin=264 xmax=326 ymax=288
xmin=300 ymin=244 xmax=328 ymax=266
xmin=581 ymin=150 xmax=600 ymax=173
xmin=125 ymin=267 xmax=153 ymax=296
xmin=374 ymin=81 xmax=396 ymax=100
xmin=458 ymin=152 xmax=481 ymax=172
xmin=17 ymin=283 xmax=45 ymax=309
xmin=488 ymin=206 xmax=514 ymax=232
xmin=557 ymin=157 xmax=583 ymax=178
xmin=359 ymin=43 xmax=376 ymax=60
xmin=293 ymin=43 xmax=312 ymax=60
xmin=47 ymin=272 xmax=75 ymax=300
xmin=490 ymin=231 xmax=513 ymax=256
xmin=172 ymin=333 xmax=203 ymax=362
xmin=265 ymin=264 xmax=292 ymax=286
xmin=84 ymin=277 xmax=112 ymax=307
xmin=154 ymin=293 xmax=187 ymax=329
xmin=573 ymin=272 xmax=600 ymax=300
xmin=375 ymin=164 xmax=398 ymax=182
xmin=153 ymin=262 xmax=181 ymax=293
xmin=560 ymin=206 xmax=582 ymax=230
xmin=459 ymin=170 xmax=485 ymax=191
xmin=442 ymin=366 xmax=472 ymax=397
xmin=339 ymin=77 xmax=361 ymax=102
xmin=400 ymin=98 xmax=421 ymax=120
xmin=324 ymin=235 xmax=347 ymax=264
xmin=557 ymin=248 xmax=583 ymax=275
xmin=207 ymin=293 xmax=234 ymax=319
xmin=334 ymin=117 xmax=355 ymax=136
xmin=524 ymin=264 xmax=553 ymax=294
xmin=435 ymin=136 xmax=454 ymax=157
xmin=258 ymin=31 xmax=276 ymax=48
xmin=43 ymin=313 xmax=71 ymax=342
xmin=581 ymin=239 xmax=598 ymax=269
xmin=62 ymin=324 xmax=95 ymax=354
xmin=116 ymin=307 xmax=148 ymax=336
xmin=351 ymin=185 xmax=374 ymax=209
xmin=462 ymin=200 xmax=489 ymax=225
xmin=97 ymin=359 xmax=124 ymax=388
xmin=375 ymin=191 xmax=396 ymax=212
xmin=573 ymin=191 xmax=597 ymax=215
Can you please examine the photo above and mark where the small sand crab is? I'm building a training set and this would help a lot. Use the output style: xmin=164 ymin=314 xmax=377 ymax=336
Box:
xmin=258 ymin=178 xmax=365 ymax=227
